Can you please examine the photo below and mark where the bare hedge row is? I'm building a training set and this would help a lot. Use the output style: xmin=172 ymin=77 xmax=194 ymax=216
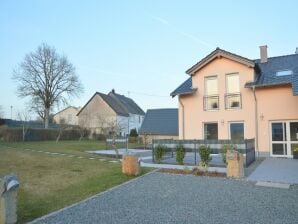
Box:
xmin=0 ymin=128 xmax=89 ymax=142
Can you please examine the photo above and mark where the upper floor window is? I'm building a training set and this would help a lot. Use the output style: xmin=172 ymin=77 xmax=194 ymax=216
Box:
xmin=276 ymin=70 xmax=293 ymax=76
xmin=225 ymin=74 xmax=241 ymax=109
xmin=204 ymin=76 xmax=219 ymax=111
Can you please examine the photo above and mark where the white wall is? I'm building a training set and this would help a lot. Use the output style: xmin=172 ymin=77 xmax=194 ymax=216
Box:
xmin=116 ymin=114 xmax=144 ymax=136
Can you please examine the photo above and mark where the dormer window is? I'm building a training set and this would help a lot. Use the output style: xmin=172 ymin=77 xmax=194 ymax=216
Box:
xmin=276 ymin=70 xmax=293 ymax=76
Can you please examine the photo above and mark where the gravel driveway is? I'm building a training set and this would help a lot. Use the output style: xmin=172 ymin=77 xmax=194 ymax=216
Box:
xmin=30 ymin=172 xmax=298 ymax=224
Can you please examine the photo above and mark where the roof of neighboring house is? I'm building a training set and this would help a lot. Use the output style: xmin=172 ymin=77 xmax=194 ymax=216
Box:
xmin=139 ymin=109 xmax=178 ymax=136
xmin=77 ymin=90 xmax=145 ymax=117
xmin=245 ymin=54 xmax=298 ymax=95
xmin=108 ymin=90 xmax=145 ymax=115
xmin=170 ymin=77 xmax=196 ymax=97
xmin=54 ymin=106 xmax=80 ymax=117
xmin=172 ymin=48 xmax=298 ymax=97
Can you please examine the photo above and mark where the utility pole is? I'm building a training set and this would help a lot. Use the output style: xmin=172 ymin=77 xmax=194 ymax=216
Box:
xmin=126 ymin=117 xmax=130 ymax=152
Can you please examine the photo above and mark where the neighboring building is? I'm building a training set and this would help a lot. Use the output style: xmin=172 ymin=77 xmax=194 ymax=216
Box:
xmin=77 ymin=89 xmax=145 ymax=136
xmin=139 ymin=109 xmax=179 ymax=143
xmin=171 ymin=46 xmax=298 ymax=158
xmin=53 ymin=106 xmax=80 ymax=125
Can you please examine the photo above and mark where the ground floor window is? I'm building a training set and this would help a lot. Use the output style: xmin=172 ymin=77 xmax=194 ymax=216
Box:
xmin=229 ymin=122 xmax=244 ymax=140
xmin=271 ymin=121 xmax=298 ymax=157
xmin=204 ymin=123 xmax=218 ymax=140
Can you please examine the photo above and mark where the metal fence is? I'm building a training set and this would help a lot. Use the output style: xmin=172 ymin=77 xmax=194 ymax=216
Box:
xmin=106 ymin=137 xmax=128 ymax=149
xmin=152 ymin=139 xmax=255 ymax=167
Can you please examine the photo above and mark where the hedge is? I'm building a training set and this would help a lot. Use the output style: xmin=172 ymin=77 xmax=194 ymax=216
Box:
xmin=0 ymin=127 xmax=87 ymax=142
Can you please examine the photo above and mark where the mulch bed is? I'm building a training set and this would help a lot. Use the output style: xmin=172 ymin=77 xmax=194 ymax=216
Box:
xmin=158 ymin=168 xmax=226 ymax=177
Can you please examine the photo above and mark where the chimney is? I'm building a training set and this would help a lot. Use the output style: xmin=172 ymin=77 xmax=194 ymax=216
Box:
xmin=295 ymin=47 xmax=298 ymax=54
xmin=259 ymin=45 xmax=268 ymax=63
xmin=111 ymin=89 xmax=115 ymax=94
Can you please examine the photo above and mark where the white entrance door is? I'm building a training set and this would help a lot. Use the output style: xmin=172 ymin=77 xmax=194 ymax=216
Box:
xmin=270 ymin=121 xmax=298 ymax=158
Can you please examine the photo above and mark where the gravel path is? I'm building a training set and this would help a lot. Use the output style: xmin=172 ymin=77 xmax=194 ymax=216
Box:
xmin=30 ymin=172 xmax=298 ymax=224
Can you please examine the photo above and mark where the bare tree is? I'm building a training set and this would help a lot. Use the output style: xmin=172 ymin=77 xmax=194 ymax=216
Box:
xmin=28 ymin=97 xmax=48 ymax=123
xmin=56 ymin=119 xmax=69 ymax=143
xmin=0 ymin=105 xmax=3 ymax=119
xmin=0 ymin=106 xmax=4 ymax=126
xmin=106 ymin=119 xmax=126 ymax=159
xmin=13 ymin=43 xmax=83 ymax=128
xmin=17 ymin=110 xmax=31 ymax=141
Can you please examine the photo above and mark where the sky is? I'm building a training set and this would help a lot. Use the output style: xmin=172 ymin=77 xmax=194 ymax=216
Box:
xmin=1 ymin=0 xmax=298 ymax=119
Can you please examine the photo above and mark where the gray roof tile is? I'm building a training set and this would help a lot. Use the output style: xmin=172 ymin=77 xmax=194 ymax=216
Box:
xmin=139 ymin=109 xmax=178 ymax=135
xmin=170 ymin=78 xmax=195 ymax=97
xmin=77 ymin=90 xmax=144 ymax=117
xmin=108 ymin=91 xmax=145 ymax=115
xmin=253 ymin=54 xmax=298 ymax=95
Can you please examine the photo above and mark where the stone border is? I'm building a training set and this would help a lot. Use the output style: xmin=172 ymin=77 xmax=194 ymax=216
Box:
xmin=140 ymin=161 xmax=226 ymax=173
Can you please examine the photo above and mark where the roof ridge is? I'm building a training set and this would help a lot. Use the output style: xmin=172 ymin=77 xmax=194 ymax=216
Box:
xmin=186 ymin=48 xmax=255 ymax=75
xmin=254 ymin=53 xmax=298 ymax=61
xmin=147 ymin=108 xmax=178 ymax=111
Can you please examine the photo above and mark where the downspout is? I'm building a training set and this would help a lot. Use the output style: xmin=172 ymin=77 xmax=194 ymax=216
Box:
xmin=178 ymin=97 xmax=185 ymax=139
xmin=252 ymin=86 xmax=259 ymax=157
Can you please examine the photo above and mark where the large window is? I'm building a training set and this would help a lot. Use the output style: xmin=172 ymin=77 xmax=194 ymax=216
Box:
xmin=204 ymin=76 xmax=219 ymax=110
xmin=225 ymin=74 xmax=241 ymax=109
xmin=204 ymin=123 xmax=218 ymax=140
xmin=229 ymin=122 xmax=244 ymax=140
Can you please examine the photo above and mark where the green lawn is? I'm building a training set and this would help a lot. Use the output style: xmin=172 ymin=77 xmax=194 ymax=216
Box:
xmin=0 ymin=141 xmax=152 ymax=223
xmin=0 ymin=140 xmax=144 ymax=156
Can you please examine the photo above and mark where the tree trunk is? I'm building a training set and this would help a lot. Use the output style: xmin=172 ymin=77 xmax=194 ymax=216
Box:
xmin=23 ymin=125 xmax=25 ymax=141
xmin=56 ymin=129 xmax=62 ymax=143
xmin=44 ymin=107 xmax=49 ymax=129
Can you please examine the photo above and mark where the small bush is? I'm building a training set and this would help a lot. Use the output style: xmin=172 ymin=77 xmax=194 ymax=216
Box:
xmin=129 ymin=128 xmax=138 ymax=137
xmin=128 ymin=136 xmax=139 ymax=143
xmin=221 ymin=144 xmax=234 ymax=164
xmin=199 ymin=145 xmax=212 ymax=167
xmin=175 ymin=144 xmax=186 ymax=165
xmin=154 ymin=144 xmax=166 ymax=163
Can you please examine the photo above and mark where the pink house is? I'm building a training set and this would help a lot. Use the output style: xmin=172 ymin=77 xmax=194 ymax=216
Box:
xmin=171 ymin=46 xmax=298 ymax=158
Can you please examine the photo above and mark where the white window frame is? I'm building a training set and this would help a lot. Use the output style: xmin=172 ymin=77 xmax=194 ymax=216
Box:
xmin=269 ymin=120 xmax=298 ymax=158
xmin=204 ymin=76 xmax=219 ymax=111
xmin=225 ymin=73 xmax=241 ymax=110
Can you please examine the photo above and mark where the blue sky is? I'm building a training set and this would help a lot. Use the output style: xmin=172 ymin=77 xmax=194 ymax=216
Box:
xmin=1 ymin=0 xmax=298 ymax=118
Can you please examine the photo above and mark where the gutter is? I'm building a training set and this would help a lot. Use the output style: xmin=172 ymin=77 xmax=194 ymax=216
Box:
xmin=252 ymin=86 xmax=259 ymax=157
xmin=178 ymin=97 xmax=185 ymax=139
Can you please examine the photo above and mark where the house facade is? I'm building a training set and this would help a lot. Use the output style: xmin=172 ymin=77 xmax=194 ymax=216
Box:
xmin=77 ymin=89 xmax=145 ymax=136
xmin=171 ymin=46 xmax=298 ymax=158
xmin=139 ymin=109 xmax=179 ymax=143
xmin=53 ymin=106 xmax=80 ymax=125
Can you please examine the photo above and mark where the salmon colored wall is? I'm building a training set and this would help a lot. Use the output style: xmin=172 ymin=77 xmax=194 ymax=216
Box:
xmin=257 ymin=85 xmax=298 ymax=153
xmin=179 ymin=57 xmax=256 ymax=140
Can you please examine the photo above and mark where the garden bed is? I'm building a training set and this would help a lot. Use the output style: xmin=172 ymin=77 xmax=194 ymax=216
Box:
xmin=158 ymin=168 xmax=226 ymax=177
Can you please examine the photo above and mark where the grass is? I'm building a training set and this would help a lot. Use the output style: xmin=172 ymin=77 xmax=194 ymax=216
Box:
xmin=0 ymin=140 xmax=144 ymax=156
xmin=0 ymin=141 xmax=153 ymax=223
